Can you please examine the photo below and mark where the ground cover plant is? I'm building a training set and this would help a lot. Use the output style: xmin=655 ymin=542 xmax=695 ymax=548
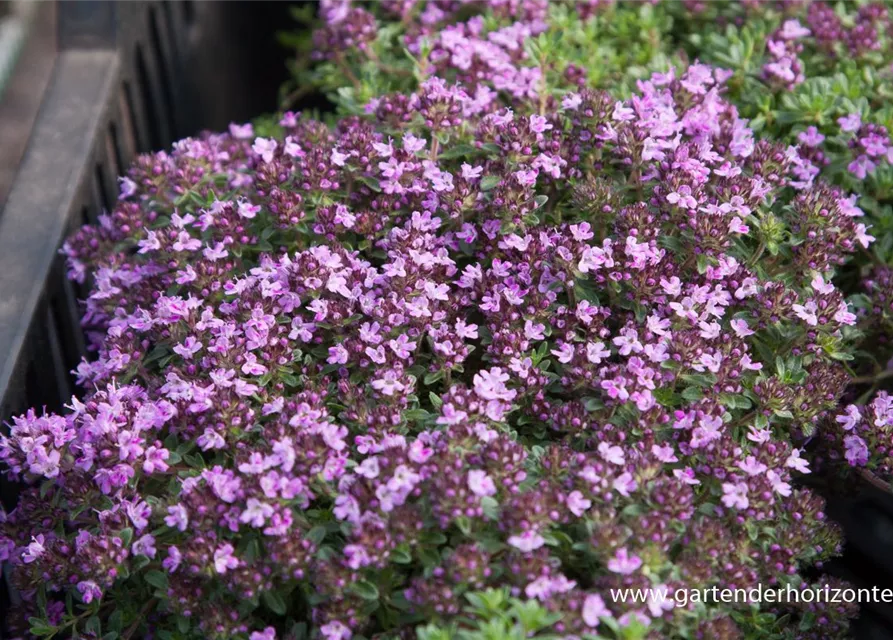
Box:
xmin=1 ymin=1 xmax=892 ymax=639
xmin=289 ymin=0 xmax=893 ymax=529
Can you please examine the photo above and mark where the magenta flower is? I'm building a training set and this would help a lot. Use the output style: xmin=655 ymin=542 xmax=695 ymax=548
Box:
xmin=467 ymin=470 xmax=497 ymax=497
xmin=721 ymin=482 xmax=749 ymax=510
xmin=77 ymin=580 xmax=102 ymax=604
xmin=508 ymin=530 xmax=546 ymax=552
xmin=214 ymin=543 xmax=239 ymax=574
xmin=607 ymin=548 xmax=643 ymax=574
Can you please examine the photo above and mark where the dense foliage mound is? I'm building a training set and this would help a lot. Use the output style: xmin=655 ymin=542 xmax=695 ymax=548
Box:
xmin=292 ymin=0 xmax=893 ymax=533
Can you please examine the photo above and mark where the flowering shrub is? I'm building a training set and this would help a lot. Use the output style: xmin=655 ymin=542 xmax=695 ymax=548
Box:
xmin=289 ymin=0 xmax=893 ymax=530
xmin=0 ymin=2 xmax=886 ymax=640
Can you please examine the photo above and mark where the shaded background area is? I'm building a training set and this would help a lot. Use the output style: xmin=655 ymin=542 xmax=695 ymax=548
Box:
xmin=0 ymin=0 xmax=300 ymax=210
xmin=0 ymin=1 xmax=55 ymax=208
xmin=176 ymin=1 xmax=296 ymax=133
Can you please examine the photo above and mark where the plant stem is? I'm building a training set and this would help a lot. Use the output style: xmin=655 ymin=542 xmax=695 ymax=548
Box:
xmin=336 ymin=56 xmax=362 ymax=91
xmin=851 ymin=369 xmax=893 ymax=385
xmin=123 ymin=599 xmax=158 ymax=640
xmin=860 ymin=468 xmax=891 ymax=493
xmin=748 ymin=239 xmax=766 ymax=268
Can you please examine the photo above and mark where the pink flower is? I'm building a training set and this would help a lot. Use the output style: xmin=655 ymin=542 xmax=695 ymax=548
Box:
xmin=728 ymin=217 xmax=749 ymax=234
xmin=582 ymin=593 xmax=609 ymax=627
xmin=612 ymin=472 xmax=637 ymax=497
xmin=132 ymin=534 xmax=157 ymax=558
xmin=252 ymin=137 xmax=278 ymax=163
xmin=838 ymin=113 xmax=862 ymax=133
xmin=238 ymin=199 xmax=261 ymax=219
xmin=666 ymin=186 xmax=697 ymax=209
xmin=371 ymin=370 xmax=405 ymax=396
xmin=836 ymin=405 xmax=861 ymax=431
xmin=598 ymin=442 xmax=626 ymax=465
xmin=331 ymin=148 xmax=349 ymax=167
xmin=473 ymin=368 xmax=516 ymax=402
xmin=844 ymin=435 xmax=869 ymax=466
xmin=163 ymin=546 xmax=182 ymax=572
xmin=834 ymin=302 xmax=857 ymax=326
xmin=118 ymin=176 xmax=137 ymax=199
xmin=164 ymin=504 xmax=189 ymax=531
xmin=143 ymin=445 xmax=170 ymax=474
xmin=508 ymin=530 xmax=546 ymax=552
xmin=737 ymin=456 xmax=768 ymax=476
xmin=77 ymin=580 xmax=102 ymax=604
xmin=740 ymin=354 xmax=763 ymax=371
xmin=607 ymin=548 xmax=642 ymax=574
xmin=586 ymin=341 xmax=611 ymax=364
xmin=652 ymin=444 xmax=678 ymax=463
xmin=250 ymin=628 xmax=277 ymax=640
xmin=646 ymin=584 xmax=675 ymax=617
xmin=514 ymin=169 xmax=538 ymax=187
xmin=524 ymin=320 xmax=546 ymax=341
xmin=22 ymin=535 xmax=45 ymax=563
xmin=567 ymin=490 xmax=592 ymax=516
xmin=528 ymin=114 xmax=553 ymax=134
xmin=786 ymin=448 xmax=811 ymax=474
xmin=792 ymin=300 xmax=818 ymax=326
xmin=240 ymin=498 xmax=274 ymax=527
xmin=780 ymin=19 xmax=810 ymax=40
xmin=855 ymin=223 xmax=875 ymax=248
xmin=767 ymin=470 xmax=792 ymax=497
xmin=721 ymin=482 xmax=749 ymax=510
xmin=551 ymin=343 xmax=575 ymax=364
xmin=467 ymin=470 xmax=497 ymax=497
xmin=320 ymin=621 xmax=352 ymax=640
xmin=798 ymin=126 xmax=825 ymax=147
xmin=525 ymin=574 xmax=576 ymax=600
xmin=214 ymin=543 xmax=239 ymax=574
xmin=229 ymin=122 xmax=254 ymax=139
xmin=328 ymin=344 xmax=349 ymax=365
xmin=562 ymin=93 xmax=582 ymax=110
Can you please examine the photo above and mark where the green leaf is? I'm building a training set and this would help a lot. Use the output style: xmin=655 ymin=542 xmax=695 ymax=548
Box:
xmin=352 ymin=174 xmax=380 ymax=193
xmin=86 ymin=615 xmax=102 ymax=636
xmin=28 ymin=620 xmax=56 ymax=637
xmin=118 ymin=527 xmax=134 ymax=547
xmin=403 ymin=408 xmax=431 ymax=422
xmin=306 ymin=525 xmax=327 ymax=545
xmin=681 ymin=386 xmax=703 ymax=402
xmin=289 ymin=622 xmax=308 ymax=640
xmin=350 ymin=580 xmax=380 ymax=600
xmin=775 ymin=356 xmax=786 ymax=379
xmin=480 ymin=496 xmax=500 ymax=520
xmin=108 ymin=610 xmax=123 ymax=633
xmin=262 ymin=590 xmax=289 ymax=615
xmin=438 ymin=143 xmax=479 ymax=160
xmin=480 ymin=175 xmax=502 ymax=191
xmin=144 ymin=570 xmax=168 ymax=591
xmin=390 ymin=547 xmax=412 ymax=564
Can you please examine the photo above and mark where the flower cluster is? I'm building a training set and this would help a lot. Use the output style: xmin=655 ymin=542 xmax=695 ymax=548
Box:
xmin=293 ymin=0 xmax=893 ymax=383
xmin=827 ymin=392 xmax=893 ymax=473
xmin=0 ymin=2 xmax=885 ymax=640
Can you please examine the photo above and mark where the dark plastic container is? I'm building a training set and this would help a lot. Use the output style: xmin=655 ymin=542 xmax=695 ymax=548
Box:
xmin=0 ymin=0 xmax=293 ymax=632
